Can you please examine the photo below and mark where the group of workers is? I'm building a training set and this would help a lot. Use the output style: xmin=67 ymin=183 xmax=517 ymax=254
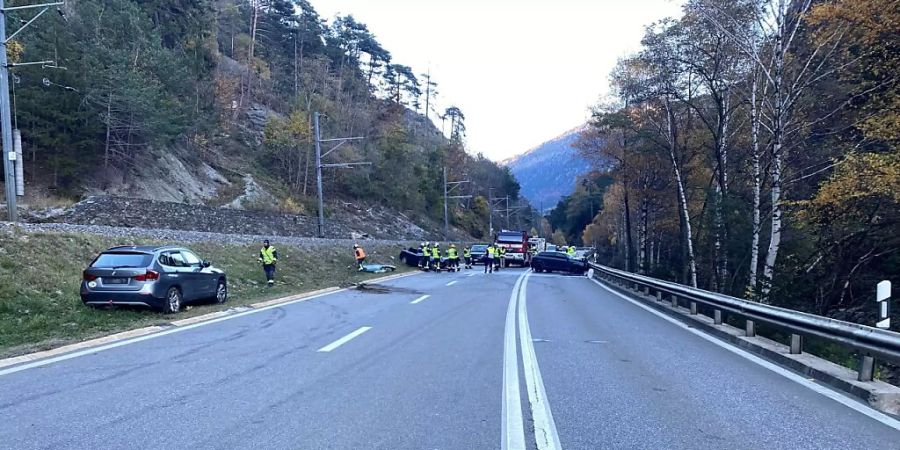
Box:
xmin=415 ymin=242 xmax=512 ymax=274
xmin=257 ymin=238 xmax=583 ymax=284
xmin=417 ymin=242 xmax=469 ymax=272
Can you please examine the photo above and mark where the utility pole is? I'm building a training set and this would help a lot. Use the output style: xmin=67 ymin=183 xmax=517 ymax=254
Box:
xmin=488 ymin=190 xmax=509 ymax=236
xmin=488 ymin=188 xmax=493 ymax=238
xmin=443 ymin=166 xmax=470 ymax=239
xmin=1 ymin=0 xmax=65 ymax=222
xmin=505 ymin=195 xmax=510 ymax=229
xmin=313 ymin=112 xmax=367 ymax=238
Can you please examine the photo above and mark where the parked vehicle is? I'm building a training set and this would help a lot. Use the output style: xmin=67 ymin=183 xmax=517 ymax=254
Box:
xmin=469 ymin=244 xmax=489 ymax=264
xmin=399 ymin=247 xmax=428 ymax=267
xmin=528 ymin=237 xmax=547 ymax=253
xmin=81 ymin=245 xmax=227 ymax=313
xmin=495 ymin=230 xmax=531 ymax=267
xmin=530 ymin=251 xmax=588 ymax=275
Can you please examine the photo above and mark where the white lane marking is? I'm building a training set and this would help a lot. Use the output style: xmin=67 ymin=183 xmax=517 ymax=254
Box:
xmin=518 ymin=272 xmax=562 ymax=450
xmin=446 ymin=280 xmax=458 ymax=286
xmin=502 ymin=272 xmax=529 ymax=450
xmin=316 ymin=326 xmax=372 ymax=353
xmin=468 ymin=273 xmax=478 ymax=277
xmin=0 ymin=288 xmax=347 ymax=377
xmin=590 ymin=278 xmax=900 ymax=431
xmin=410 ymin=295 xmax=431 ymax=305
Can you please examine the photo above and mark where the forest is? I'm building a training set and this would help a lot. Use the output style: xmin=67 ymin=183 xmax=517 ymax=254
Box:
xmin=4 ymin=0 xmax=526 ymax=238
xmin=552 ymin=0 xmax=898 ymax=318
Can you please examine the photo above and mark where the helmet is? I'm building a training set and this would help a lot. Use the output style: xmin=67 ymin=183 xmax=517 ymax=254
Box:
xmin=435 ymin=243 xmax=441 ymax=247
xmin=450 ymin=244 xmax=456 ymax=248
xmin=353 ymin=244 xmax=359 ymax=248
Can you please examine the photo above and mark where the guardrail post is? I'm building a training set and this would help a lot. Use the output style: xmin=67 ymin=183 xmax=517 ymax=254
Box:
xmin=656 ymin=291 xmax=662 ymax=302
xmin=745 ymin=320 xmax=756 ymax=337
xmin=643 ymin=286 xmax=650 ymax=296
xmin=714 ymin=309 xmax=723 ymax=325
xmin=671 ymin=294 xmax=678 ymax=308
xmin=790 ymin=334 xmax=803 ymax=354
xmin=690 ymin=302 xmax=698 ymax=315
xmin=858 ymin=355 xmax=875 ymax=382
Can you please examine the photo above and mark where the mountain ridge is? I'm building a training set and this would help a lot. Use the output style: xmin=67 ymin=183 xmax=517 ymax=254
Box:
xmin=503 ymin=125 xmax=592 ymax=211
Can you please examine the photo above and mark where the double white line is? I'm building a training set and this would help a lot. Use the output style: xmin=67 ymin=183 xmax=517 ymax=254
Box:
xmin=503 ymin=271 xmax=562 ymax=450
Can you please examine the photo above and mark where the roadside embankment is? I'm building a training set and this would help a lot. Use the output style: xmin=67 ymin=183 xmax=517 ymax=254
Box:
xmin=0 ymin=222 xmax=416 ymax=358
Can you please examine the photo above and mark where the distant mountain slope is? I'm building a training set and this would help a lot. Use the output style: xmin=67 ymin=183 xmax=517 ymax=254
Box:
xmin=504 ymin=126 xmax=592 ymax=211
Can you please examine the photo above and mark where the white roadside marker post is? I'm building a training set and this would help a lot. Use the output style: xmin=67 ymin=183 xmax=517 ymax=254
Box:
xmin=859 ymin=280 xmax=891 ymax=382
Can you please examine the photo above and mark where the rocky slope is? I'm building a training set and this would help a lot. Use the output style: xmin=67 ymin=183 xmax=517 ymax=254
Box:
xmin=23 ymin=195 xmax=470 ymax=241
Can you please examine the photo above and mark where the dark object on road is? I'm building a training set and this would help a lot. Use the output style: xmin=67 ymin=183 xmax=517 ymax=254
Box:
xmin=531 ymin=251 xmax=588 ymax=275
xmin=469 ymin=244 xmax=489 ymax=264
xmin=81 ymin=245 xmax=228 ymax=313
xmin=359 ymin=264 xmax=396 ymax=274
xmin=399 ymin=247 xmax=427 ymax=267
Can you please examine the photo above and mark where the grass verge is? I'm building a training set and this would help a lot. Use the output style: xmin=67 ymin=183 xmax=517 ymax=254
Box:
xmin=0 ymin=227 xmax=413 ymax=358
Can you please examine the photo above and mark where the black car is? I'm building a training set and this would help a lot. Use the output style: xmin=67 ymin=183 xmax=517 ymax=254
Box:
xmin=531 ymin=251 xmax=588 ymax=275
xmin=81 ymin=245 xmax=227 ymax=313
xmin=399 ymin=247 xmax=428 ymax=267
xmin=469 ymin=244 xmax=489 ymax=264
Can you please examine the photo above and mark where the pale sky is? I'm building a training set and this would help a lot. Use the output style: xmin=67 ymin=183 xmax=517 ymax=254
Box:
xmin=313 ymin=0 xmax=685 ymax=161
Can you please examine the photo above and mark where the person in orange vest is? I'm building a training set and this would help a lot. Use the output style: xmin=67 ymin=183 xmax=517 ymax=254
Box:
xmin=354 ymin=244 xmax=367 ymax=271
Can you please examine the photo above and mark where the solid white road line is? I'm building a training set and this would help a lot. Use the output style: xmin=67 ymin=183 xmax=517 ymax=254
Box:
xmin=590 ymin=278 xmax=900 ymax=431
xmin=316 ymin=326 xmax=372 ymax=353
xmin=468 ymin=273 xmax=478 ymax=277
xmin=446 ymin=280 xmax=458 ymax=286
xmin=518 ymin=272 xmax=562 ymax=450
xmin=0 ymin=288 xmax=347 ymax=378
xmin=502 ymin=272 xmax=528 ymax=450
xmin=410 ymin=295 xmax=431 ymax=305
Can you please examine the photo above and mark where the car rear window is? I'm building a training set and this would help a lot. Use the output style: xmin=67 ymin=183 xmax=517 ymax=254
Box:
xmin=471 ymin=245 xmax=488 ymax=251
xmin=91 ymin=252 xmax=153 ymax=268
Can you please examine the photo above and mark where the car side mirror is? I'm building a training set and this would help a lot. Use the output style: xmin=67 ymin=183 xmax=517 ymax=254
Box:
xmin=202 ymin=261 xmax=211 ymax=268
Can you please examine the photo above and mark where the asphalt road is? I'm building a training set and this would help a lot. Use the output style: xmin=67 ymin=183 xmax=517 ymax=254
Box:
xmin=1 ymin=267 xmax=898 ymax=449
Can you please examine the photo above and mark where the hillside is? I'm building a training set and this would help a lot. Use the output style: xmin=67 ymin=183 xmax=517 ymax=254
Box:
xmin=503 ymin=126 xmax=593 ymax=211
xmin=3 ymin=1 xmax=524 ymax=240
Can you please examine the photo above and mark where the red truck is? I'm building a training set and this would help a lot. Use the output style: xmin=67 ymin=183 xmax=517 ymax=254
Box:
xmin=495 ymin=230 xmax=531 ymax=267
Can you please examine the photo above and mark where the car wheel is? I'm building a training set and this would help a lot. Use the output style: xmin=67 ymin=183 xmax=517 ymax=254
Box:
xmin=164 ymin=287 xmax=182 ymax=314
xmin=215 ymin=279 xmax=228 ymax=304
xmin=400 ymin=255 xmax=407 ymax=265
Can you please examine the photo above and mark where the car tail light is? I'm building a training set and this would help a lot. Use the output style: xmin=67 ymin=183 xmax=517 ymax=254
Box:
xmin=83 ymin=272 xmax=98 ymax=282
xmin=134 ymin=270 xmax=160 ymax=282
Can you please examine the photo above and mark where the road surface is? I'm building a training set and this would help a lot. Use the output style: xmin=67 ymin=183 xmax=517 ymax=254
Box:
xmin=1 ymin=268 xmax=898 ymax=449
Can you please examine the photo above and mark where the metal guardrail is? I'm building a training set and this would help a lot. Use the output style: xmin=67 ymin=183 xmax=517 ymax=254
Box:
xmin=589 ymin=262 xmax=900 ymax=382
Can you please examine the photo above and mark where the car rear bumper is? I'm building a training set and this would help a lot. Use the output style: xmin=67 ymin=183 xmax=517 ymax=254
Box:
xmin=81 ymin=284 xmax=165 ymax=308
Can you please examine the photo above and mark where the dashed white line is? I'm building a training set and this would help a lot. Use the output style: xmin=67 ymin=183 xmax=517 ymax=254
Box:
xmin=410 ymin=295 xmax=431 ymax=304
xmin=518 ymin=272 xmax=562 ymax=450
xmin=446 ymin=280 xmax=458 ymax=286
xmin=316 ymin=326 xmax=372 ymax=353
xmin=590 ymin=278 xmax=900 ymax=432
